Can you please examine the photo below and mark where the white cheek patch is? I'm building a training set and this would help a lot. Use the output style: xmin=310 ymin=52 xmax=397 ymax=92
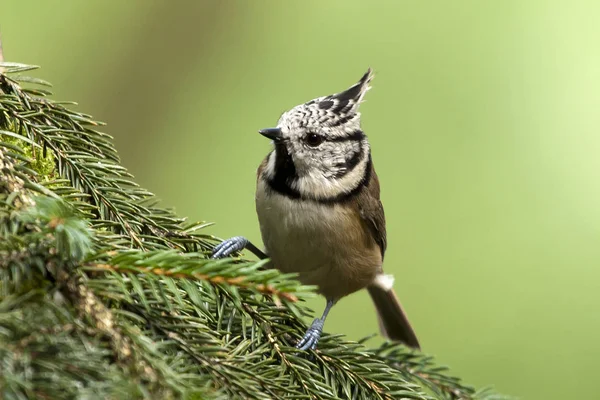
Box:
xmin=320 ymin=143 xmax=347 ymax=177
xmin=293 ymin=156 xmax=368 ymax=199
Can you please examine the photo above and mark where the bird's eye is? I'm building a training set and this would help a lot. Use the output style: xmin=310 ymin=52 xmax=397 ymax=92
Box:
xmin=305 ymin=133 xmax=324 ymax=147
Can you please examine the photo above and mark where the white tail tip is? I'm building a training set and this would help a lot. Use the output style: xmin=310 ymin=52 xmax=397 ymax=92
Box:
xmin=373 ymin=274 xmax=395 ymax=291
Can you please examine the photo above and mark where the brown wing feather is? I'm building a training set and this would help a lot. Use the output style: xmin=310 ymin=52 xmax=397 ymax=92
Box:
xmin=356 ymin=162 xmax=387 ymax=260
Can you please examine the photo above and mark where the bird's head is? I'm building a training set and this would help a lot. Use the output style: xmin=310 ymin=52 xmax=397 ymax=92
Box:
xmin=260 ymin=69 xmax=374 ymax=201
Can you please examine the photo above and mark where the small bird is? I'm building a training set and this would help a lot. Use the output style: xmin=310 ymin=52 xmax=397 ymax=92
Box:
xmin=212 ymin=69 xmax=420 ymax=351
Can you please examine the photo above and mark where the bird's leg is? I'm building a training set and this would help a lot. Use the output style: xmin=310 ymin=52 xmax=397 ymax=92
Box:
xmin=211 ymin=236 xmax=268 ymax=260
xmin=296 ymin=299 xmax=335 ymax=351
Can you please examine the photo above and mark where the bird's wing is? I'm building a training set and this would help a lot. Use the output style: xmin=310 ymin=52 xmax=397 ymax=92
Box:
xmin=356 ymin=162 xmax=387 ymax=260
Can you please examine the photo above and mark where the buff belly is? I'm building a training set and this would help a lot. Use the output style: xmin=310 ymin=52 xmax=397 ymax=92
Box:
xmin=255 ymin=180 xmax=381 ymax=301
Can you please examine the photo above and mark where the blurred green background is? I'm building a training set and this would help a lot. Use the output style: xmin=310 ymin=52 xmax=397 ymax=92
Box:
xmin=2 ymin=1 xmax=599 ymax=399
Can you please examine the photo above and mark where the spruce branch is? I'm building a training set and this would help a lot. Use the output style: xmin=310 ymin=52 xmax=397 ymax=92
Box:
xmin=0 ymin=61 xmax=508 ymax=400
xmin=87 ymin=255 xmax=302 ymax=302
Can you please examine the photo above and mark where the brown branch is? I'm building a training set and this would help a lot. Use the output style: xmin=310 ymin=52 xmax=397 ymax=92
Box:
xmin=89 ymin=263 xmax=299 ymax=302
xmin=411 ymin=370 xmax=467 ymax=399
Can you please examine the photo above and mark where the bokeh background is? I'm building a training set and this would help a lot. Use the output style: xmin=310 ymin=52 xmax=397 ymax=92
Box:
xmin=2 ymin=1 xmax=599 ymax=399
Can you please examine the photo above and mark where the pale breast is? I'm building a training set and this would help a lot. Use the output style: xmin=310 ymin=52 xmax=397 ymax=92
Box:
xmin=255 ymin=179 xmax=381 ymax=300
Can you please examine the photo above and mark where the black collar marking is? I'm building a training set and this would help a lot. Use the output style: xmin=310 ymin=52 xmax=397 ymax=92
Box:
xmin=268 ymin=143 xmax=299 ymax=198
xmin=265 ymin=151 xmax=372 ymax=204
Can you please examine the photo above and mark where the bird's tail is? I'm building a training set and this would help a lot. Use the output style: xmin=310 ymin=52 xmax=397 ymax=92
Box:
xmin=367 ymin=274 xmax=420 ymax=349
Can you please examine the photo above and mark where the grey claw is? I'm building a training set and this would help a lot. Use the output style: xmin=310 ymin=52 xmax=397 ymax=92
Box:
xmin=296 ymin=318 xmax=324 ymax=351
xmin=211 ymin=236 xmax=248 ymax=259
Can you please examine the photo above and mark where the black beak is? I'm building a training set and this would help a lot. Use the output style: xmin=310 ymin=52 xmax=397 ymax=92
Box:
xmin=259 ymin=127 xmax=282 ymax=141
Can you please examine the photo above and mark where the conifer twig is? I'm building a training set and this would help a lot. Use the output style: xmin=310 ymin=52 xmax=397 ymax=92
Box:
xmin=88 ymin=262 xmax=299 ymax=302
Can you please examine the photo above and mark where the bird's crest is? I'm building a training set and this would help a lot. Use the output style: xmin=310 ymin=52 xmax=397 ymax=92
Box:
xmin=277 ymin=69 xmax=374 ymax=132
xmin=302 ymin=68 xmax=373 ymax=127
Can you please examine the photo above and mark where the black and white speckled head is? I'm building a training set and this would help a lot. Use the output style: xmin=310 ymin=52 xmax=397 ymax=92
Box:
xmin=260 ymin=69 xmax=374 ymax=202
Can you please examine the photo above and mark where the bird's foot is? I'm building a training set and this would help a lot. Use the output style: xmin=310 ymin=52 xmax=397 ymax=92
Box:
xmin=296 ymin=318 xmax=324 ymax=351
xmin=211 ymin=236 xmax=248 ymax=259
